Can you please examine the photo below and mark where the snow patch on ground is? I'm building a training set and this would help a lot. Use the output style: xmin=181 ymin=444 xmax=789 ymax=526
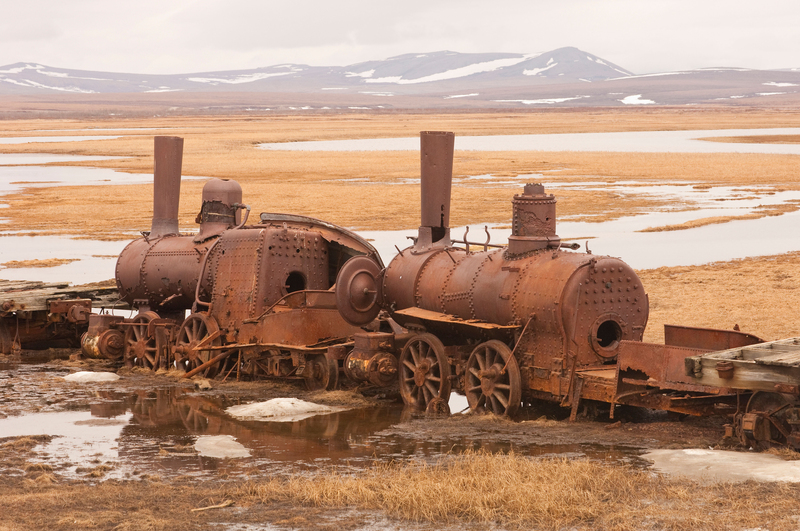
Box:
xmin=764 ymin=82 xmax=798 ymax=87
xmin=226 ymin=397 xmax=346 ymax=422
xmin=495 ymin=96 xmax=588 ymax=105
xmin=523 ymin=63 xmax=557 ymax=76
xmin=620 ymin=94 xmax=655 ymax=105
xmin=194 ymin=435 xmax=250 ymax=458
xmin=444 ymin=93 xmax=479 ymax=99
xmin=346 ymin=69 xmax=375 ymax=78
xmin=62 ymin=371 xmax=120 ymax=383
xmin=0 ymin=78 xmax=96 ymax=93
xmin=366 ymin=55 xmax=531 ymax=84
xmin=644 ymin=449 xmax=800 ymax=483
xmin=0 ymin=64 xmax=46 ymax=74
xmin=609 ymin=72 xmax=682 ymax=80
xmin=187 ymin=71 xmax=294 ymax=85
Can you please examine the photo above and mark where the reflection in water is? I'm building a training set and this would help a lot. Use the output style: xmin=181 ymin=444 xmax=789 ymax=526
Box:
xmin=1 ymin=386 xmax=644 ymax=480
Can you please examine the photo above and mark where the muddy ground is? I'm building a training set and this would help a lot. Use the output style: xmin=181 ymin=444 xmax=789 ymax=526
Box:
xmin=0 ymin=348 xmax=747 ymax=531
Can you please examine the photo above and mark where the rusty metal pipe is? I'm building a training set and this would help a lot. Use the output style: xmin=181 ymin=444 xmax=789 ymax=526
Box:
xmin=419 ymin=131 xmax=454 ymax=245
xmin=150 ymin=136 xmax=184 ymax=239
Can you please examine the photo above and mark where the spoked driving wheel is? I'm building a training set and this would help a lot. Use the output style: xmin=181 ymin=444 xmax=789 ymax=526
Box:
xmin=739 ymin=392 xmax=797 ymax=450
xmin=173 ymin=312 xmax=222 ymax=377
xmin=304 ymin=353 xmax=339 ymax=391
xmin=123 ymin=311 xmax=160 ymax=369
xmin=465 ymin=340 xmax=521 ymax=417
xmin=399 ymin=333 xmax=451 ymax=410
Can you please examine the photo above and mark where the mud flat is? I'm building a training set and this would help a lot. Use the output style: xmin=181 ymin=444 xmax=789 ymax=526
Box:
xmin=3 ymin=355 xmax=800 ymax=531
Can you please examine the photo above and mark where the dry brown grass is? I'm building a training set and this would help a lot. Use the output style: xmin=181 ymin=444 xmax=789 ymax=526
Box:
xmin=703 ymin=134 xmax=800 ymax=144
xmin=766 ymin=447 xmax=800 ymax=460
xmin=637 ymin=202 xmax=800 ymax=232
xmin=639 ymin=251 xmax=800 ymax=344
xmin=2 ymin=111 xmax=800 ymax=237
xmin=237 ymin=450 xmax=800 ymax=530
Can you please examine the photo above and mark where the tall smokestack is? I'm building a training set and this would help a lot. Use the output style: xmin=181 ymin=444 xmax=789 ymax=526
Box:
xmin=418 ymin=131 xmax=454 ymax=249
xmin=150 ymin=136 xmax=183 ymax=239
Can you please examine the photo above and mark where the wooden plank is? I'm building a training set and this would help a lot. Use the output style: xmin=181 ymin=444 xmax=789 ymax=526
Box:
xmin=754 ymin=351 xmax=800 ymax=367
xmin=0 ymin=278 xmax=127 ymax=312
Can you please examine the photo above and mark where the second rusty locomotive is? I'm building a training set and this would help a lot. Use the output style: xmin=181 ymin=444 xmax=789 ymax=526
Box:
xmin=335 ymin=131 xmax=648 ymax=415
xmin=83 ymin=136 xmax=381 ymax=390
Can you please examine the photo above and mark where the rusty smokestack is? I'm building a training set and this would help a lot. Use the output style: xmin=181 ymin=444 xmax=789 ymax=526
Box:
xmin=150 ymin=136 xmax=184 ymax=239
xmin=418 ymin=131 xmax=454 ymax=248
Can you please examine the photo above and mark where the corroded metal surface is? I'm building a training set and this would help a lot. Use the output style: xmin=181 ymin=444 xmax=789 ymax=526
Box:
xmin=664 ymin=324 xmax=763 ymax=351
xmin=107 ymin=136 xmax=383 ymax=383
xmin=0 ymin=280 xmax=124 ymax=354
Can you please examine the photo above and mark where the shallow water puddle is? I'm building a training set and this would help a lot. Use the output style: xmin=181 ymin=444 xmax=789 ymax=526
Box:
xmin=257 ymin=128 xmax=800 ymax=154
xmin=0 ymin=385 xmax=643 ymax=480
xmin=0 ymin=235 xmax=131 ymax=284
xmin=0 ymin=135 xmax=122 ymax=144
xmin=360 ymin=182 xmax=800 ymax=269
xmin=0 ymin=154 xmax=121 ymax=166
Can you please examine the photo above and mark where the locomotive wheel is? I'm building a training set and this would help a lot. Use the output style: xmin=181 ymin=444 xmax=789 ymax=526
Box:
xmin=399 ymin=333 xmax=451 ymax=410
xmin=173 ymin=312 xmax=222 ymax=377
xmin=304 ymin=353 xmax=339 ymax=391
xmin=123 ymin=311 xmax=160 ymax=369
xmin=740 ymin=392 xmax=795 ymax=450
xmin=465 ymin=340 xmax=522 ymax=417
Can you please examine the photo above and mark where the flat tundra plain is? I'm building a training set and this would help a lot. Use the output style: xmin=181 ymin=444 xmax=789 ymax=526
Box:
xmin=2 ymin=108 xmax=800 ymax=530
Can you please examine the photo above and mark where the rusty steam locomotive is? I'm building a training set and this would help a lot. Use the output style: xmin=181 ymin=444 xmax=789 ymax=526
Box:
xmin=83 ymin=136 xmax=382 ymax=390
xmin=334 ymin=131 xmax=648 ymax=416
xmin=65 ymin=132 xmax=800 ymax=449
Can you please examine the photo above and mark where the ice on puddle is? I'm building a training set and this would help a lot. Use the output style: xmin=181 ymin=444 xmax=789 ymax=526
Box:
xmin=226 ymin=397 xmax=345 ymax=422
xmin=62 ymin=371 xmax=120 ymax=383
xmin=194 ymin=435 xmax=251 ymax=459
xmin=644 ymin=449 xmax=800 ymax=483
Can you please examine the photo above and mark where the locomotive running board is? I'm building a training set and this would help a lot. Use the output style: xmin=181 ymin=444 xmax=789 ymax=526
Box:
xmin=392 ymin=306 xmax=520 ymax=339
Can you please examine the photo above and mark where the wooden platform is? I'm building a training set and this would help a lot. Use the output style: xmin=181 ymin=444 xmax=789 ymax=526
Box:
xmin=686 ymin=337 xmax=800 ymax=392
xmin=0 ymin=279 xmax=127 ymax=312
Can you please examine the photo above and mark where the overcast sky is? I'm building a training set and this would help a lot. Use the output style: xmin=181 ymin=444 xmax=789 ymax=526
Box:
xmin=2 ymin=0 xmax=798 ymax=75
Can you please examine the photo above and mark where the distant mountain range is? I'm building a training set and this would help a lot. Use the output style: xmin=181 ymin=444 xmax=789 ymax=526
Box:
xmin=2 ymin=47 xmax=799 ymax=110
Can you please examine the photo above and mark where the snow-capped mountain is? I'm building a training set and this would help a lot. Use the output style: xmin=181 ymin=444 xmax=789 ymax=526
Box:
xmin=1 ymin=47 xmax=798 ymax=110
xmin=0 ymin=47 xmax=632 ymax=95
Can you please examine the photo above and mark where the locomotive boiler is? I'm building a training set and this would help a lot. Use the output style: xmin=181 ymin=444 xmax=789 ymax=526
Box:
xmin=336 ymin=131 xmax=649 ymax=416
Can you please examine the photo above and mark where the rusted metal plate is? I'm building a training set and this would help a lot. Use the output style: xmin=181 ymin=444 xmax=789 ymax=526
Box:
xmin=393 ymin=306 xmax=519 ymax=330
xmin=617 ymin=340 xmax=721 ymax=392
xmin=664 ymin=324 xmax=763 ymax=350
xmin=392 ymin=306 xmax=520 ymax=343
xmin=237 ymin=291 xmax=365 ymax=348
